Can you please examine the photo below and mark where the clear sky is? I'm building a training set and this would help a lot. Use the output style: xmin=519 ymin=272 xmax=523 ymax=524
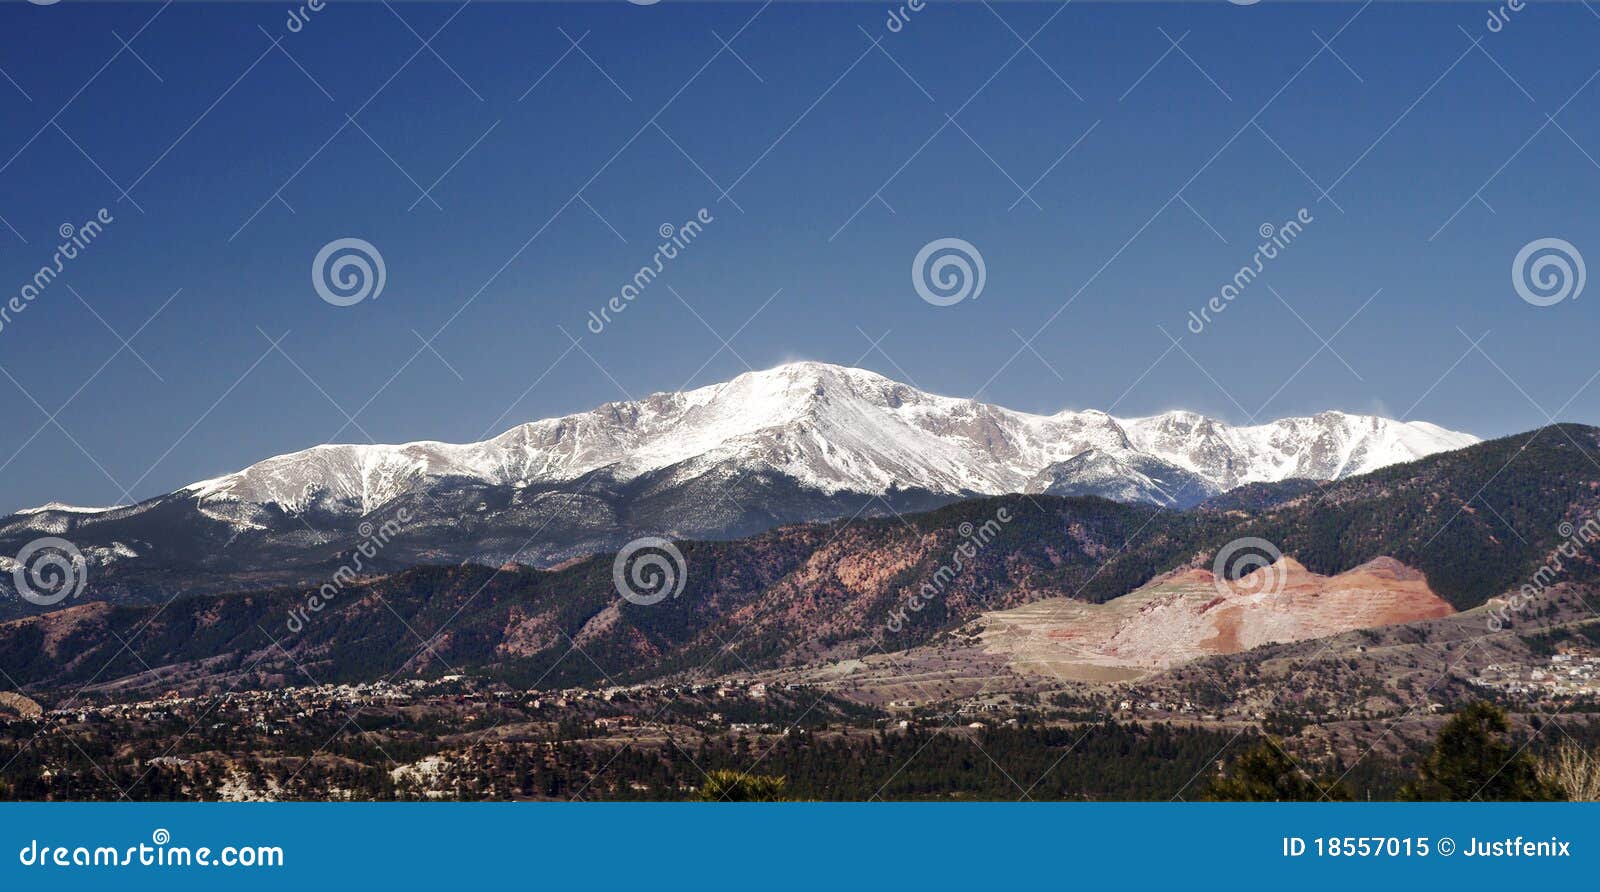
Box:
xmin=1 ymin=0 xmax=1598 ymax=513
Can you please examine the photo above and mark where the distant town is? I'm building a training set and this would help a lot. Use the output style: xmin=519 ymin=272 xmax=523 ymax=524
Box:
xmin=1470 ymin=649 xmax=1600 ymax=702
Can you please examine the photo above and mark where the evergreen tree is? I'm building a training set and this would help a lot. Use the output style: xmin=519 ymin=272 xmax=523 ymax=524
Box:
xmin=1399 ymin=702 xmax=1563 ymax=801
xmin=1201 ymin=738 xmax=1351 ymax=801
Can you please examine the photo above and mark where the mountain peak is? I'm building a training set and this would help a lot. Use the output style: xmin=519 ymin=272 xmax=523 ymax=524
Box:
xmin=721 ymin=360 xmax=900 ymax=399
xmin=742 ymin=359 xmax=881 ymax=379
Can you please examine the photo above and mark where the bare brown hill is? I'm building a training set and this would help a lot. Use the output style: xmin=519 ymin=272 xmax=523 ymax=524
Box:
xmin=973 ymin=556 xmax=1453 ymax=682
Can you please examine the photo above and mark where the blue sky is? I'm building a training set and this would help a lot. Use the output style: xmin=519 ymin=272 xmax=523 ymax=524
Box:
xmin=1 ymin=0 xmax=1599 ymax=512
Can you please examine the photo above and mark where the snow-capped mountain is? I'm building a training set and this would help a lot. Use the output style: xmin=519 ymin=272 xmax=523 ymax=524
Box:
xmin=177 ymin=360 xmax=1476 ymax=513
xmin=0 ymin=362 xmax=1476 ymax=611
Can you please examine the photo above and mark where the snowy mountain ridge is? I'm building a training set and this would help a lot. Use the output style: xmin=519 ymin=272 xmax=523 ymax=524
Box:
xmin=171 ymin=361 xmax=1477 ymax=516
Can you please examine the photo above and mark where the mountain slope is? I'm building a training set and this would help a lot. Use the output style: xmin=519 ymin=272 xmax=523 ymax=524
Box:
xmin=2 ymin=424 xmax=1593 ymax=696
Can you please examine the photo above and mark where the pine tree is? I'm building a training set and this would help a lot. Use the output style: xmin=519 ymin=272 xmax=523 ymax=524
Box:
xmin=1399 ymin=702 xmax=1564 ymax=801
xmin=1201 ymin=738 xmax=1352 ymax=801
